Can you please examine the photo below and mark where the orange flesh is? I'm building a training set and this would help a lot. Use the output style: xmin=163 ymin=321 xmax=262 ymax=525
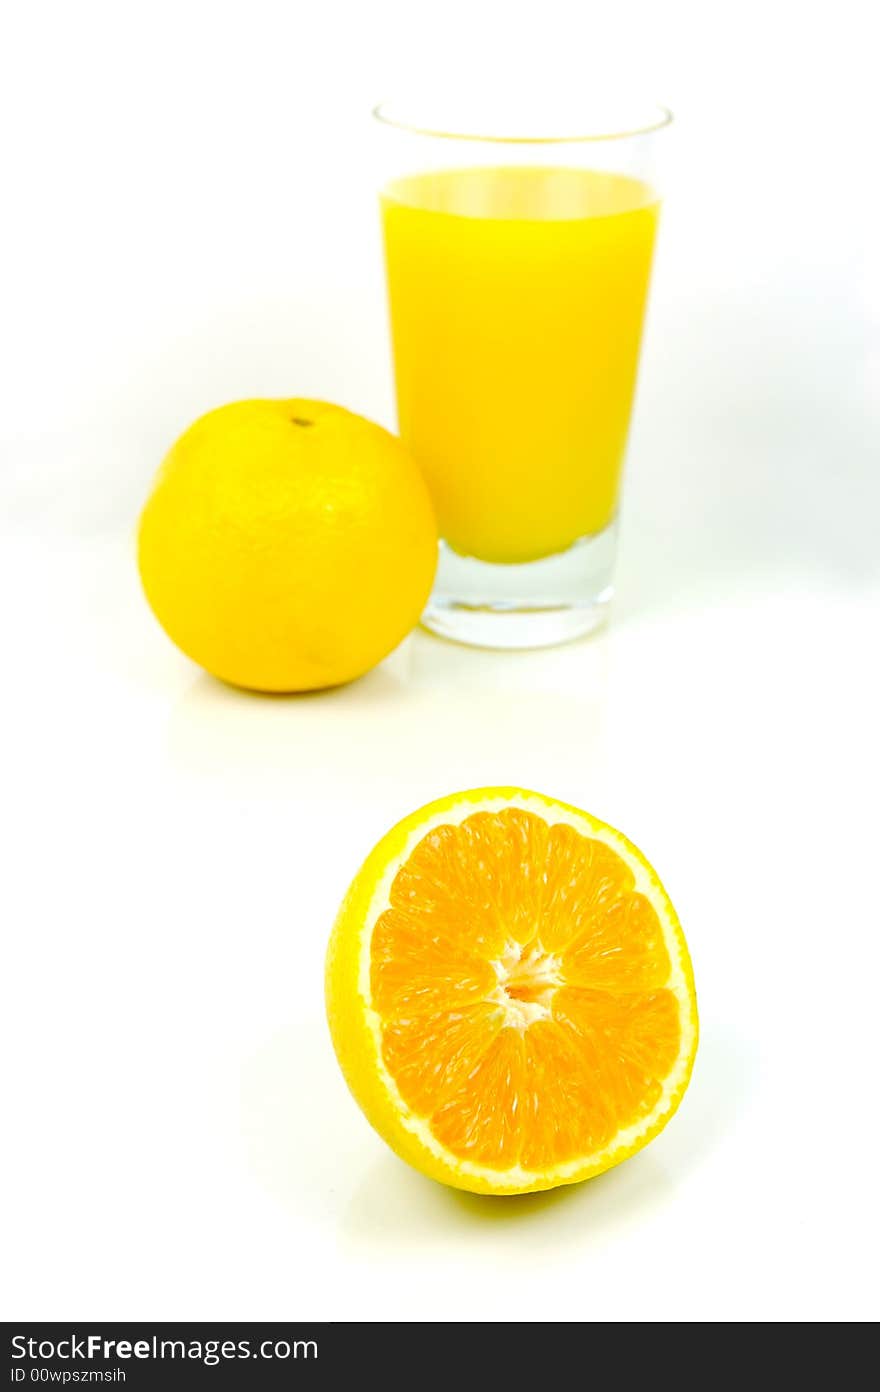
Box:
xmin=371 ymin=810 xmax=681 ymax=1171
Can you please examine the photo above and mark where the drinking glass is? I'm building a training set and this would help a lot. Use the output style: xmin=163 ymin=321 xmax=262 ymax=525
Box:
xmin=374 ymin=95 xmax=671 ymax=648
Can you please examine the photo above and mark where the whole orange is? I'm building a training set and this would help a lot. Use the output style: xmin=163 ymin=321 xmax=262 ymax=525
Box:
xmin=138 ymin=399 xmax=437 ymax=691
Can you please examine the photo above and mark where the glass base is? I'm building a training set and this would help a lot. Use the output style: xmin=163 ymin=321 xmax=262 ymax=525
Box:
xmin=421 ymin=521 xmax=617 ymax=650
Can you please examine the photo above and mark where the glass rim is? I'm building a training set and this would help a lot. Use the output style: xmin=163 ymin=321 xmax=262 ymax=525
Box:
xmin=372 ymin=100 xmax=673 ymax=145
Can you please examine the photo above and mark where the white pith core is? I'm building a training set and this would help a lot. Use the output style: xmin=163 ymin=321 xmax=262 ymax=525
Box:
xmin=490 ymin=940 xmax=560 ymax=1029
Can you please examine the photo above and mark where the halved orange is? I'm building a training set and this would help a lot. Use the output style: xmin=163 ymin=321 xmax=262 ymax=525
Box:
xmin=326 ymin=788 xmax=698 ymax=1195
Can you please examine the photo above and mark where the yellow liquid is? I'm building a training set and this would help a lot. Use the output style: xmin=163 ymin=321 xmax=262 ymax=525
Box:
xmin=381 ymin=167 xmax=659 ymax=564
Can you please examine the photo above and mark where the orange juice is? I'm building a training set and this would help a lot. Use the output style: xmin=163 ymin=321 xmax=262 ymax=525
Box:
xmin=381 ymin=167 xmax=659 ymax=564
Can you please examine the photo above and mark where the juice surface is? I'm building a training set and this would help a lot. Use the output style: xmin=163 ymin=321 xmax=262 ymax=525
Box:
xmin=381 ymin=166 xmax=659 ymax=564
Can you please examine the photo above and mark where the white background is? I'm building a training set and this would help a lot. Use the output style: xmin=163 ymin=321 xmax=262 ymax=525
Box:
xmin=2 ymin=0 xmax=879 ymax=1322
